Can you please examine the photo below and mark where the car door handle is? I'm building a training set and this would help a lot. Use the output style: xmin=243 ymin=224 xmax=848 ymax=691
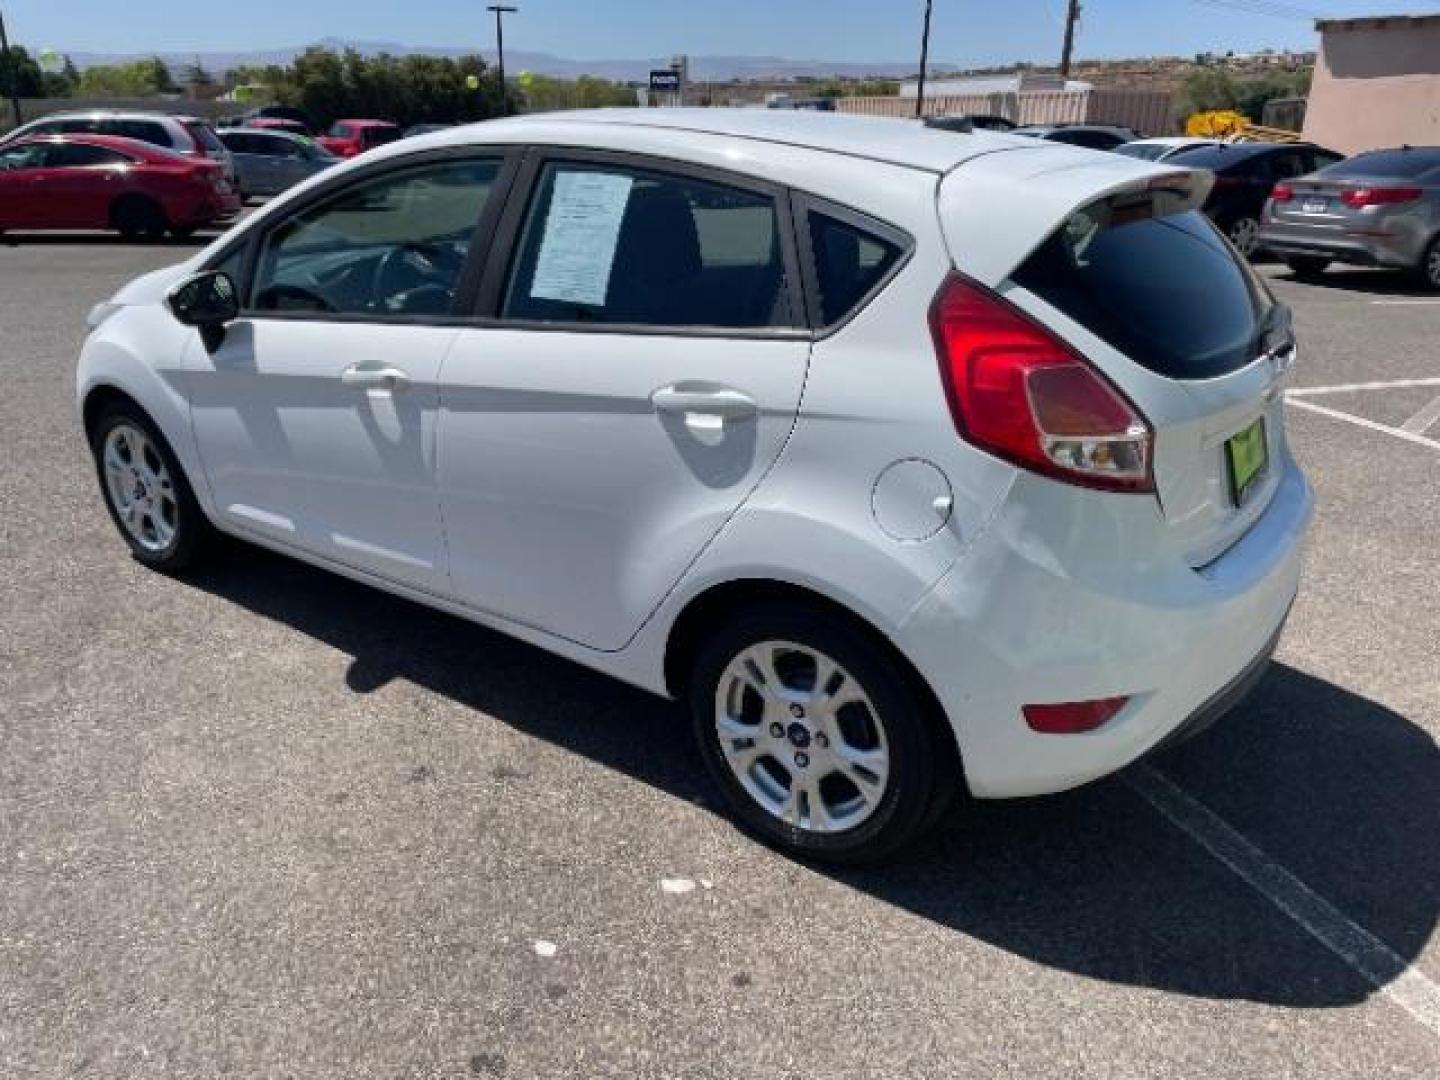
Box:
xmin=651 ymin=384 xmax=757 ymax=421
xmin=340 ymin=364 xmax=410 ymax=391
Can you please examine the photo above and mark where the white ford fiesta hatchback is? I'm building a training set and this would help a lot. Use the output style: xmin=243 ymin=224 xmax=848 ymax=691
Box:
xmin=79 ymin=110 xmax=1312 ymax=862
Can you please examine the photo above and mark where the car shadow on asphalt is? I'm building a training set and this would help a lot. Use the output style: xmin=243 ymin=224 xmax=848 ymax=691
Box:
xmin=184 ymin=544 xmax=1439 ymax=1011
xmin=1275 ymin=265 xmax=1434 ymax=298
xmin=1 ymin=233 xmax=215 ymax=248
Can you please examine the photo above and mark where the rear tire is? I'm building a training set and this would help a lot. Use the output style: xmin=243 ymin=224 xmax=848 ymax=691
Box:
xmin=1226 ymin=215 xmax=1262 ymax=259
xmin=1420 ymin=236 xmax=1440 ymax=292
xmin=1285 ymin=256 xmax=1329 ymax=280
xmin=111 ymin=195 xmax=169 ymax=241
xmin=689 ymin=604 xmax=952 ymax=864
xmin=89 ymin=401 xmax=214 ymax=572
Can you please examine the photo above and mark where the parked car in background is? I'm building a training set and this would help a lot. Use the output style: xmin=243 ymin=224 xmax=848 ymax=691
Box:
xmin=217 ymin=128 xmax=337 ymax=199
xmin=77 ymin=111 xmax=1311 ymax=862
xmin=245 ymin=117 xmax=311 ymax=137
xmin=1115 ymin=136 xmax=1224 ymax=162
xmin=1259 ymin=146 xmax=1440 ymax=289
xmin=317 ymin=120 xmax=401 ymax=158
xmin=1165 ymin=141 xmax=1345 ymax=258
xmin=0 ymin=111 xmax=235 ymax=184
xmin=1012 ymin=123 xmax=1139 ymax=150
xmin=403 ymin=123 xmax=456 ymax=138
xmin=0 ymin=134 xmax=238 ymax=239
xmin=245 ymin=106 xmax=318 ymax=136
xmin=924 ymin=114 xmax=1017 ymax=134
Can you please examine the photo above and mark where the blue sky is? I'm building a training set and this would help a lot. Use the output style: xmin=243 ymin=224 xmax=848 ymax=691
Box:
xmin=4 ymin=0 xmax=1437 ymax=66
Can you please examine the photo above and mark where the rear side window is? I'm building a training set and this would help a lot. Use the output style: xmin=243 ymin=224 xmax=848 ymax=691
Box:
xmin=806 ymin=209 xmax=904 ymax=327
xmin=45 ymin=144 xmax=132 ymax=167
xmin=1319 ymin=148 xmax=1440 ymax=179
xmin=1013 ymin=202 xmax=1274 ymax=380
xmin=184 ymin=121 xmax=225 ymax=153
xmin=503 ymin=162 xmax=793 ymax=330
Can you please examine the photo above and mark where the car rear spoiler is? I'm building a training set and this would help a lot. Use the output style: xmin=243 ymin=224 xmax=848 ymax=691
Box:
xmin=937 ymin=144 xmax=1216 ymax=286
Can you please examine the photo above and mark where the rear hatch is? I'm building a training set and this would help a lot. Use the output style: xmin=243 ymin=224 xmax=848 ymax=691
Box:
xmin=939 ymin=145 xmax=1293 ymax=566
xmin=182 ymin=119 xmax=235 ymax=182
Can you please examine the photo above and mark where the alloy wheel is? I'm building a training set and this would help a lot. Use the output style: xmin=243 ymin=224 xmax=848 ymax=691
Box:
xmin=1228 ymin=217 xmax=1260 ymax=258
xmin=714 ymin=641 xmax=891 ymax=834
xmin=102 ymin=423 xmax=178 ymax=554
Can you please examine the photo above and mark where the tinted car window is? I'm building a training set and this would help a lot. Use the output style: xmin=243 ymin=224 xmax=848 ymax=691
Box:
xmin=219 ymin=132 xmax=257 ymax=154
xmin=99 ymin=120 xmax=172 ymax=148
xmin=1163 ymin=145 xmax=1248 ymax=171
xmin=808 ymin=210 xmax=903 ymax=327
xmin=329 ymin=124 xmax=353 ymax=139
xmin=45 ymin=144 xmax=132 ymax=167
xmin=184 ymin=121 xmax=225 ymax=153
xmin=503 ymin=163 xmax=793 ymax=329
xmin=362 ymin=127 xmax=400 ymax=149
xmin=1053 ymin=129 xmax=1124 ymax=150
xmin=0 ymin=144 xmax=48 ymax=169
xmin=1013 ymin=202 xmax=1277 ymax=380
xmin=251 ymin=158 xmax=500 ymax=316
xmin=1115 ymin=143 xmax=1168 ymax=161
xmin=1318 ymin=148 xmax=1439 ymax=178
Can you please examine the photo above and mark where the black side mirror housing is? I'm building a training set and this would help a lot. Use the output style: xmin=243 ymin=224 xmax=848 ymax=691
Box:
xmin=167 ymin=271 xmax=239 ymax=352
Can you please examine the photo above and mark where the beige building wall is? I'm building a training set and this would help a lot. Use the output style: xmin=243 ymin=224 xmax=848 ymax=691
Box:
xmin=1303 ymin=14 xmax=1440 ymax=154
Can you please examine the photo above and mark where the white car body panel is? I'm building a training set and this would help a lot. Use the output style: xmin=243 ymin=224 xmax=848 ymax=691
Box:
xmin=77 ymin=109 xmax=1312 ymax=804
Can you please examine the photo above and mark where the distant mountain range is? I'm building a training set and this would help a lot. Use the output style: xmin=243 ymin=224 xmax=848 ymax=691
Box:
xmin=67 ymin=38 xmax=961 ymax=83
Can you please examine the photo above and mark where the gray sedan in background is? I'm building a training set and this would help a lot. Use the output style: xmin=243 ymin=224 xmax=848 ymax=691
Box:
xmin=216 ymin=128 xmax=338 ymax=200
xmin=1260 ymin=146 xmax=1440 ymax=289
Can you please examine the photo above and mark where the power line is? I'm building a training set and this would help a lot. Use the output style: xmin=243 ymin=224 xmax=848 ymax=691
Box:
xmin=1185 ymin=0 xmax=1325 ymax=22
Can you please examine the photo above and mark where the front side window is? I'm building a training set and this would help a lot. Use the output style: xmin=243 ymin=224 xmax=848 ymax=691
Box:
xmin=503 ymin=162 xmax=793 ymax=329
xmin=46 ymin=144 xmax=132 ymax=168
xmin=807 ymin=209 xmax=904 ymax=327
xmin=0 ymin=144 xmax=47 ymax=170
xmin=329 ymin=124 xmax=353 ymax=140
xmin=250 ymin=158 xmax=500 ymax=317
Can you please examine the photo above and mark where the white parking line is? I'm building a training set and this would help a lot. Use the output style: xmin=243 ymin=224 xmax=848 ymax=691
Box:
xmin=1128 ymin=766 xmax=1440 ymax=1037
xmin=1286 ymin=398 xmax=1440 ymax=452
xmin=1400 ymin=395 xmax=1440 ymax=436
xmin=1370 ymin=299 xmax=1440 ymax=306
xmin=1288 ymin=377 xmax=1440 ymax=398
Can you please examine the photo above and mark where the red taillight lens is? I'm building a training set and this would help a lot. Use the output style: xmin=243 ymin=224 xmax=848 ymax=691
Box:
xmin=1270 ymin=182 xmax=1294 ymax=202
xmin=1340 ymin=186 xmax=1422 ymax=208
xmin=1023 ymin=696 xmax=1130 ymax=734
xmin=928 ymin=275 xmax=1153 ymax=492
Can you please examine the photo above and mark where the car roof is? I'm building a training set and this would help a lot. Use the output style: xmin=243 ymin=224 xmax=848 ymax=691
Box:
xmin=335 ymin=119 xmax=399 ymax=128
xmin=221 ymin=127 xmax=309 ymax=143
xmin=1127 ymin=136 xmax=1216 ymax=146
xmin=24 ymin=110 xmax=185 ymax=124
xmin=415 ymin=108 xmax=1037 ymax=175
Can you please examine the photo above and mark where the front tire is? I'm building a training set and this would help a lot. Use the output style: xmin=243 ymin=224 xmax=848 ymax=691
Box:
xmin=90 ymin=402 xmax=213 ymax=571
xmin=1420 ymin=236 xmax=1440 ymax=292
xmin=689 ymin=605 xmax=951 ymax=864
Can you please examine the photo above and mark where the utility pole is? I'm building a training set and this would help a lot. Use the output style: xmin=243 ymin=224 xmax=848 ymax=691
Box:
xmin=914 ymin=0 xmax=933 ymax=120
xmin=1059 ymin=0 xmax=1081 ymax=79
xmin=0 ymin=8 xmax=23 ymax=129
xmin=487 ymin=5 xmax=517 ymax=115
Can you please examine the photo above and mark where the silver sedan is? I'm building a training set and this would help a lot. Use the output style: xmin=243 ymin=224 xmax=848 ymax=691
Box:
xmin=1260 ymin=146 xmax=1440 ymax=289
xmin=216 ymin=128 xmax=338 ymax=200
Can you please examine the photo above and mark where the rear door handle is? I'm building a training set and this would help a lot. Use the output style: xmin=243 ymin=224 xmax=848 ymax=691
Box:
xmin=651 ymin=384 xmax=757 ymax=423
xmin=340 ymin=364 xmax=410 ymax=392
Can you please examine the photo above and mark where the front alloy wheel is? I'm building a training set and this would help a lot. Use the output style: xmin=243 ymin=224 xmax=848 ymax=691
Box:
xmin=1228 ymin=216 xmax=1261 ymax=259
xmin=691 ymin=606 xmax=953 ymax=863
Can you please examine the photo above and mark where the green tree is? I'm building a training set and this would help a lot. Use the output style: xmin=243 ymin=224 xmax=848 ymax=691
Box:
xmin=0 ymin=45 xmax=45 ymax=98
xmin=181 ymin=61 xmax=216 ymax=89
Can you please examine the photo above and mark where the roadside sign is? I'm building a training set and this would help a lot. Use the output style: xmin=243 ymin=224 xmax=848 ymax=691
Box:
xmin=649 ymin=69 xmax=680 ymax=94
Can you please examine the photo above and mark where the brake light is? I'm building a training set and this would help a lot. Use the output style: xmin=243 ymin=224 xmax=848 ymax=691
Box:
xmin=1339 ymin=186 xmax=1422 ymax=208
xmin=1023 ymin=697 xmax=1130 ymax=734
xmin=928 ymin=275 xmax=1153 ymax=492
xmin=1270 ymin=182 xmax=1294 ymax=202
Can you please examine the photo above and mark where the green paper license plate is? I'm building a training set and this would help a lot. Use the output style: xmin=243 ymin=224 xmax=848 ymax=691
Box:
xmin=1225 ymin=418 xmax=1268 ymax=507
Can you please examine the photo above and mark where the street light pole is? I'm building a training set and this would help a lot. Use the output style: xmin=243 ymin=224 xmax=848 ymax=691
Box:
xmin=487 ymin=4 xmax=517 ymax=115
xmin=914 ymin=0 xmax=933 ymax=120
xmin=0 ymin=8 xmax=24 ymax=129
xmin=1059 ymin=0 xmax=1081 ymax=79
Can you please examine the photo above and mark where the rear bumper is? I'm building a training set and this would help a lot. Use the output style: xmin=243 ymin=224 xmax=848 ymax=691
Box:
xmin=898 ymin=454 xmax=1312 ymax=799
xmin=1259 ymin=220 xmax=1424 ymax=270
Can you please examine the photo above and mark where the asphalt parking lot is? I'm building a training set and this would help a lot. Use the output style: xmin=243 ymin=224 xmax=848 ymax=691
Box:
xmin=3 ymin=231 xmax=1438 ymax=1078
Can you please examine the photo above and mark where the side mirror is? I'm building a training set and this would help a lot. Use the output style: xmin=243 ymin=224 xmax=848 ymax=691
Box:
xmin=166 ymin=271 xmax=238 ymax=352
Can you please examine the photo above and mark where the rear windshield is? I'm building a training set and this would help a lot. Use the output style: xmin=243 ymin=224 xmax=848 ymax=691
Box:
xmin=1317 ymin=148 xmax=1440 ymax=179
xmin=1013 ymin=201 xmax=1279 ymax=380
xmin=1162 ymin=144 xmax=1254 ymax=171
xmin=184 ymin=121 xmax=225 ymax=153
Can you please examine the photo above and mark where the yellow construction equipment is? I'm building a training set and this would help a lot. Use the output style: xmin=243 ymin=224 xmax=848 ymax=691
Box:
xmin=1185 ymin=110 xmax=1305 ymax=143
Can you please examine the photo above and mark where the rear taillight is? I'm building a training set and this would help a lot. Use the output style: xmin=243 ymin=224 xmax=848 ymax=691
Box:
xmin=1339 ymin=186 xmax=1422 ymax=208
xmin=928 ymin=275 xmax=1154 ymax=493
xmin=1270 ymin=182 xmax=1294 ymax=202
xmin=1024 ymin=696 xmax=1130 ymax=734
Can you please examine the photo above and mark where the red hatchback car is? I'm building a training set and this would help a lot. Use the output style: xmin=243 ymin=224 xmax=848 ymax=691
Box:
xmin=0 ymin=134 xmax=240 ymax=239
xmin=317 ymin=119 xmax=401 ymax=158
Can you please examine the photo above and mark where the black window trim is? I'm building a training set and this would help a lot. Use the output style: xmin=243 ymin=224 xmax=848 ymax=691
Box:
xmin=791 ymin=192 xmax=915 ymax=339
xmin=206 ymin=145 xmax=524 ymax=328
xmin=472 ymin=145 xmax=812 ymax=342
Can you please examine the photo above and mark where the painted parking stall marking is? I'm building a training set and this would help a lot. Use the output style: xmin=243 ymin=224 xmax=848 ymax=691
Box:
xmin=1286 ymin=378 xmax=1440 ymax=453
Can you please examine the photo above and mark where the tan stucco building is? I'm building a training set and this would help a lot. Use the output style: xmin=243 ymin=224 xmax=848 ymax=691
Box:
xmin=1302 ymin=13 xmax=1440 ymax=154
